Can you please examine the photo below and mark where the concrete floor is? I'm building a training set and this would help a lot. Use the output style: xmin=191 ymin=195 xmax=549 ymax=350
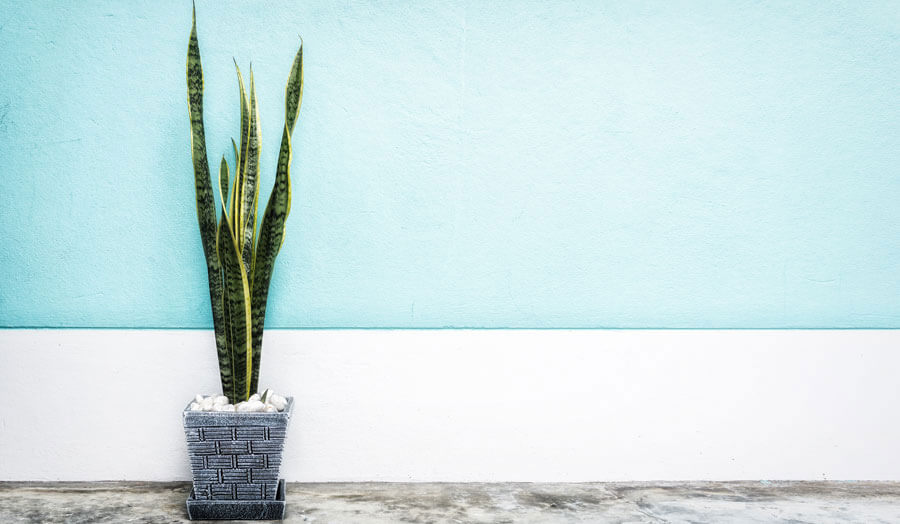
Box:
xmin=1 ymin=481 xmax=899 ymax=523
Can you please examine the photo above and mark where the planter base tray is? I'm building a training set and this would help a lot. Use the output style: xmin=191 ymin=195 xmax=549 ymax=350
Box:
xmin=186 ymin=479 xmax=286 ymax=520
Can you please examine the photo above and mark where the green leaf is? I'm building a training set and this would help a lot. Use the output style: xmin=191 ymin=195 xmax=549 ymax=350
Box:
xmin=215 ymin=199 xmax=236 ymax=403
xmin=249 ymin=127 xmax=291 ymax=394
xmin=216 ymin=155 xmax=235 ymax=402
xmin=186 ymin=6 xmax=215 ymax=277
xmin=187 ymin=5 xmax=231 ymax=401
xmin=231 ymin=138 xmax=240 ymax=172
xmin=218 ymin=156 xmax=230 ymax=210
xmin=218 ymin=210 xmax=252 ymax=402
xmin=239 ymin=71 xmax=261 ymax=271
xmin=216 ymin=221 xmax=235 ymax=402
xmin=248 ymin=39 xmax=303 ymax=394
xmin=285 ymin=39 xmax=303 ymax=135
xmin=233 ymin=61 xmax=250 ymax=231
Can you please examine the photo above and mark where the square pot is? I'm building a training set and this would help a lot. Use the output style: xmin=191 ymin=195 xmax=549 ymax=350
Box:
xmin=183 ymin=397 xmax=294 ymax=519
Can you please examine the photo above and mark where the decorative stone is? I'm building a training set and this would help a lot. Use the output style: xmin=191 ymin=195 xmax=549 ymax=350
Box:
xmin=236 ymin=400 xmax=261 ymax=412
xmin=189 ymin=392 xmax=287 ymax=412
xmin=268 ymin=395 xmax=287 ymax=412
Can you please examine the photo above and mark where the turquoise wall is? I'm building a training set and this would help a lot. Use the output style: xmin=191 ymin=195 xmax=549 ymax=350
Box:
xmin=1 ymin=1 xmax=898 ymax=328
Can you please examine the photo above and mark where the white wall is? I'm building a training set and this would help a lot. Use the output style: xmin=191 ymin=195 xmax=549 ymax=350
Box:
xmin=1 ymin=329 xmax=898 ymax=481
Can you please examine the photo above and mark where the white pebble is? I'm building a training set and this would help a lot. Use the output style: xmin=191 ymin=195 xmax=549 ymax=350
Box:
xmin=249 ymin=393 xmax=261 ymax=402
xmin=269 ymin=394 xmax=287 ymax=411
xmin=190 ymin=394 xmax=277 ymax=412
xmin=236 ymin=400 xmax=265 ymax=412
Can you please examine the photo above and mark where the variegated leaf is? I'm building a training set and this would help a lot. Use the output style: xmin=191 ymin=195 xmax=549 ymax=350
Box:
xmin=250 ymin=125 xmax=293 ymax=394
xmin=218 ymin=211 xmax=252 ymax=402
xmin=218 ymin=156 xmax=229 ymax=210
xmin=187 ymin=4 xmax=231 ymax=400
xmin=248 ymin=40 xmax=303 ymax=393
xmin=239 ymin=71 xmax=261 ymax=271
xmin=285 ymin=39 xmax=303 ymax=134
xmin=233 ymin=61 xmax=250 ymax=230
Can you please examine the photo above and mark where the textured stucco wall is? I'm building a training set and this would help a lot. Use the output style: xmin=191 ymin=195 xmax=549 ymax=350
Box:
xmin=1 ymin=1 xmax=898 ymax=328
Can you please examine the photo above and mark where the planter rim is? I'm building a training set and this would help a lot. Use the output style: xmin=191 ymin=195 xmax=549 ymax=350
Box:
xmin=182 ymin=397 xmax=294 ymax=420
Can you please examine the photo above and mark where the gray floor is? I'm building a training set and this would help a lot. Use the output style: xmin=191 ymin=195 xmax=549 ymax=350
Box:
xmin=2 ymin=481 xmax=899 ymax=523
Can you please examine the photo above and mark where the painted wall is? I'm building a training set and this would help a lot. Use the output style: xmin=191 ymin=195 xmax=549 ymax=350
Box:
xmin=1 ymin=1 xmax=898 ymax=328
xmin=4 ymin=329 xmax=900 ymax=481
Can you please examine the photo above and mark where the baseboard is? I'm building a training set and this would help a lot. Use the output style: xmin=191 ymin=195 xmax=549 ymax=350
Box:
xmin=1 ymin=329 xmax=897 ymax=481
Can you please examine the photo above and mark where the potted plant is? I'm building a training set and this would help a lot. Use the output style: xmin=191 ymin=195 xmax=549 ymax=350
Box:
xmin=183 ymin=4 xmax=303 ymax=520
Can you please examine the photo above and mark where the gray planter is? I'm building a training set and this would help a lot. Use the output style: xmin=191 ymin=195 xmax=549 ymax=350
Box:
xmin=183 ymin=398 xmax=294 ymax=520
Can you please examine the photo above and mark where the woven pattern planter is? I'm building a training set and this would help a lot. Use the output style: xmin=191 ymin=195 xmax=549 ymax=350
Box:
xmin=183 ymin=398 xmax=294 ymax=505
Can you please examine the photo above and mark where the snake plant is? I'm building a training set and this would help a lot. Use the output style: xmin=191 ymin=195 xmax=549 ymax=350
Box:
xmin=187 ymin=5 xmax=303 ymax=403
